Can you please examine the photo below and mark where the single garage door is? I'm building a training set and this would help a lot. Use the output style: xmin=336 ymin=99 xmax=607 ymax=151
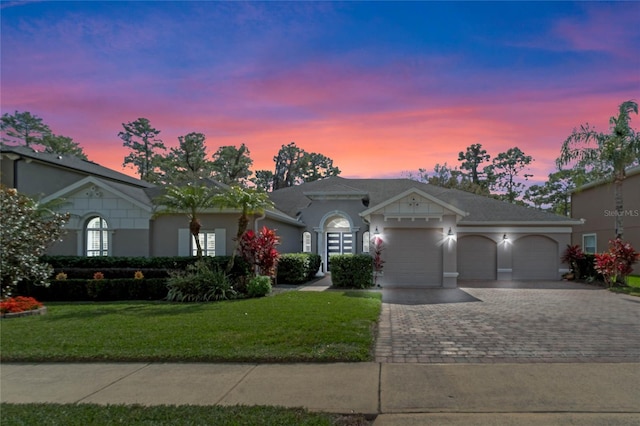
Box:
xmin=458 ymin=235 xmax=497 ymax=280
xmin=383 ymin=228 xmax=442 ymax=288
xmin=512 ymin=235 xmax=558 ymax=280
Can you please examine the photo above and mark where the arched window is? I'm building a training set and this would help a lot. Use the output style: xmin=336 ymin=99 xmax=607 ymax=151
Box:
xmin=362 ymin=231 xmax=371 ymax=253
xmin=303 ymin=231 xmax=312 ymax=253
xmin=86 ymin=216 xmax=109 ymax=256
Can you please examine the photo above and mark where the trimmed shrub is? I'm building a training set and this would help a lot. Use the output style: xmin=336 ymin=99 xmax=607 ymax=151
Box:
xmin=247 ymin=275 xmax=272 ymax=298
xmin=330 ymin=254 xmax=373 ymax=289
xmin=16 ymin=278 xmax=167 ymax=301
xmin=40 ymin=255 xmax=252 ymax=278
xmin=166 ymin=261 xmax=236 ymax=302
xmin=276 ymin=253 xmax=322 ymax=284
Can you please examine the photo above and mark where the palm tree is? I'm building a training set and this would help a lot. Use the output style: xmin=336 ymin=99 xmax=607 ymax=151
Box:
xmin=216 ymin=185 xmax=274 ymax=272
xmin=558 ymin=100 xmax=640 ymax=238
xmin=154 ymin=184 xmax=220 ymax=258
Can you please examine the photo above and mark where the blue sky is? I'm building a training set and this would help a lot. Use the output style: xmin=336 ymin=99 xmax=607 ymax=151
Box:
xmin=2 ymin=1 xmax=638 ymax=182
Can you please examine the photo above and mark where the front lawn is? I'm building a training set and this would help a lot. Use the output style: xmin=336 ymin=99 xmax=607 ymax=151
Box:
xmin=0 ymin=291 xmax=381 ymax=362
xmin=0 ymin=403 xmax=370 ymax=426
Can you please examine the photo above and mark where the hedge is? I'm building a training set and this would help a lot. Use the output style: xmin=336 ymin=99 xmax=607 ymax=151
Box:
xmin=41 ymin=256 xmax=252 ymax=279
xmin=15 ymin=256 xmax=253 ymax=301
xmin=276 ymin=253 xmax=322 ymax=284
xmin=16 ymin=278 xmax=168 ymax=301
xmin=329 ymin=254 xmax=373 ymax=289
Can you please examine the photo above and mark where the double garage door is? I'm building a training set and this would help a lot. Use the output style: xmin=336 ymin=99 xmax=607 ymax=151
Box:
xmin=457 ymin=235 xmax=558 ymax=280
xmin=383 ymin=228 xmax=442 ymax=288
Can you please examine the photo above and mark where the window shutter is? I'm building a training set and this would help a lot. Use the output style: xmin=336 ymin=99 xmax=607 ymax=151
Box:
xmin=178 ymin=229 xmax=190 ymax=256
xmin=215 ymin=228 xmax=226 ymax=256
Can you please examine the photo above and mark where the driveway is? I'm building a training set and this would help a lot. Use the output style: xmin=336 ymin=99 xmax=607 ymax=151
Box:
xmin=375 ymin=281 xmax=640 ymax=363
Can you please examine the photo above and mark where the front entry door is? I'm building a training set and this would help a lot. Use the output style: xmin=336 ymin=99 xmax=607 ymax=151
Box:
xmin=327 ymin=232 xmax=353 ymax=271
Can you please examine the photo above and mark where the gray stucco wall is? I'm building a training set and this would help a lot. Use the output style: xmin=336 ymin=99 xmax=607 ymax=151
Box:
xmin=260 ymin=217 xmax=303 ymax=254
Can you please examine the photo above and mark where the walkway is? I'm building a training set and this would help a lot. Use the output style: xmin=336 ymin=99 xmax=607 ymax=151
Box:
xmin=2 ymin=362 xmax=639 ymax=425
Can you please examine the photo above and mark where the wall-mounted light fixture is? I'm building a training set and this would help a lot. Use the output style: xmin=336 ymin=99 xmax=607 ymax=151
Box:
xmin=447 ymin=227 xmax=454 ymax=236
xmin=503 ymin=233 xmax=508 ymax=240
xmin=374 ymin=226 xmax=380 ymax=235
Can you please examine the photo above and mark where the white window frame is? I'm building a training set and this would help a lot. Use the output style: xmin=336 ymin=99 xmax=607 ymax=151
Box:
xmin=583 ymin=233 xmax=597 ymax=254
xmin=86 ymin=216 xmax=109 ymax=257
xmin=302 ymin=231 xmax=312 ymax=253
xmin=362 ymin=231 xmax=370 ymax=253
xmin=193 ymin=231 xmax=216 ymax=257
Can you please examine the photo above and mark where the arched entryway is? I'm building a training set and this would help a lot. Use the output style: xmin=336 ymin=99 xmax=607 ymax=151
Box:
xmin=318 ymin=212 xmax=356 ymax=272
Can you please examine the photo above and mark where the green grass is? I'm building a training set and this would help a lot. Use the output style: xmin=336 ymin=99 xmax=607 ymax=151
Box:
xmin=627 ymin=275 xmax=640 ymax=287
xmin=0 ymin=403 xmax=370 ymax=426
xmin=0 ymin=291 xmax=381 ymax=362
xmin=610 ymin=275 xmax=640 ymax=296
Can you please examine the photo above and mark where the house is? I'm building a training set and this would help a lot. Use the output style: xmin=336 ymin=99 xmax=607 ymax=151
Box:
xmin=1 ymin=145 xmax=582 ymax=288
xmin=570 ymin=166 xmax=640 ymax=254
xmin=269 ymin=177 xmax=581 ymax=287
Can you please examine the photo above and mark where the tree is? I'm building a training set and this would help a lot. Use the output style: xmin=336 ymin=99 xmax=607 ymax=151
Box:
xmin=491 ymin=147 xmax=533 ymax=203
xmin=301 ymin=152 xmax=341 ymax=183
xmin=160 ymin=132 xmax=212 ymax=185
xmin=1 ymin=111 xmax=51 ymax=147
xmin=558 ymin=100 xmax=640 ymax=239
xmin=215 ymin=185 xmax=274 ymax=272
xmin=270 ymin=142 xmax=341 ymax=190
xmin=252 ymin=170 xmax=274 ymax=192
xmin=41 ymin=134 xmax=88 ymax=160
xmin=119 ymin=118 xmax=166 ymax=183
xmin=0 ymin=186 xmax=69 ymax=297
xmin=427 ymin=163 xmax=461 ymax=188
xmin=153 ymin=184 xmax=221 ymax=258
xmin=211 ymin=143 xmax=253 ymax=186
xmin=272 ymin=142 xmax=307 ymax=190
xmin=458 ymin=143 xmax=492 ymax=187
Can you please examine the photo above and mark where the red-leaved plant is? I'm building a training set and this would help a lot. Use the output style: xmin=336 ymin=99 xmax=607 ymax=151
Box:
xmin=239 ymin=226 xmax=281 ymax=277
xmin=594 ymin=239 xmax=639 ymax=287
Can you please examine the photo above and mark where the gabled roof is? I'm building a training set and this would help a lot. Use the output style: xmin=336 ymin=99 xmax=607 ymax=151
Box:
xmin=360 ymin=187 xmax=468 ymax=220
xmin=1 ymin=145 xmax=153 ymax=189
xmin=269 ymin=176 xmax=582 ymax=225
xmin=41 ymin=176 xmax=154 ymax=212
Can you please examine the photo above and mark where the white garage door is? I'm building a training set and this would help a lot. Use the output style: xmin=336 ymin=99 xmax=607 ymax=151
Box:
xmin=458 ymin=235 xmax=497 ymax=280
xmin=512 ymin=235 xmax=558 ymax=280
xmin=383 ymin=228 xmax=442 ymax=288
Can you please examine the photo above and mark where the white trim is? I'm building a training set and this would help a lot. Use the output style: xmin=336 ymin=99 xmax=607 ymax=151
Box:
xmin=459 ymin=226 xmax=574 ymax=234
xmin=582 ymin=233 xmax=597 ymax=254
xmin=498 ymin=268 xmax=513 ymax=273
xmin=443 ymin=272 xmax=459 ymax=278
xmin=461 ymin=220 xmax=583 ymax=226
xmin=41 ymin=176 xmax=152 ymax=212
xmin=360 ymin=188 xmax=468 ymax=219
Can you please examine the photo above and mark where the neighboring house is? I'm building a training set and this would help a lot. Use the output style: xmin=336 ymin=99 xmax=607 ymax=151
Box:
xmin=570 ymin=166 xmax=640 ymax=254
xmin=1 ymin=145 xmax=583 ymax=288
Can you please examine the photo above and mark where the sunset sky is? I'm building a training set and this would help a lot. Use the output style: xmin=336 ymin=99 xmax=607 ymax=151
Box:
xmin=1 ymin=1 xmax=639 ymax=185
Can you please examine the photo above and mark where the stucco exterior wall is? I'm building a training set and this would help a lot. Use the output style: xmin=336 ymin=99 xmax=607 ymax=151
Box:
xmin=260 ymin=218 xmax=303 ymax=254
xmin=571 ymin=172 xmax=640 ymax=252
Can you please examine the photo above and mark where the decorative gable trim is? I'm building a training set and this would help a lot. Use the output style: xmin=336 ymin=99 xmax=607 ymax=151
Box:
xmin=41 ymin=176 xmax=153 ymax=212
xmin=360 ymin=188 xmax=468 ymax=222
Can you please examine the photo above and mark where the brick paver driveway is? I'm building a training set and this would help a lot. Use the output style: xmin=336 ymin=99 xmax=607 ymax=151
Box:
xmin=375 ymin=281 xmax=640 ymax=363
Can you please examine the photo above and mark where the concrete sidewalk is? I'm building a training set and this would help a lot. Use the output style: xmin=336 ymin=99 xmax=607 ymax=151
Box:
xmin=2 ymin=362 xmax=639 ymax=425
